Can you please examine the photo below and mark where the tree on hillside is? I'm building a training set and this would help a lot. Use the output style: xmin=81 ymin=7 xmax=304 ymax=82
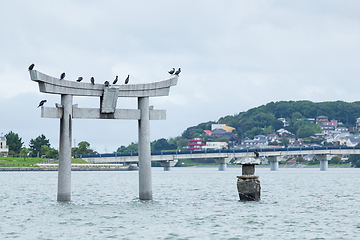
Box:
xmin=76 ymin=141 xmax=96 ymax=155
xmin=29 ymin=134 xmax=50 ymax=157
xmin=329 ymin=156 xmax=342 ymax=164
xmin=281 ymin=137 xmax=289 ymax=147
xmin=41 ymin=145 xmax=58 ymax=158
xmin=181 ymin=121 xmax=215 ymax=138
xmin=151 ymin=138 xmax=177 ymax=151
xmin=5 ymin=131 xmax=23 ymax=155
xmin=116 ymin=142 xmax=138 ymax=153
xmin=177 ymin=138 xmax=188 ymax=150
xmin=19 ymin=148 xmax=29 ymax=160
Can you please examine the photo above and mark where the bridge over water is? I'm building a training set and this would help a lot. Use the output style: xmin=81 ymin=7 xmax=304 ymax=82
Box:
xmin=77 ymin=146 xmax=360 ymax=171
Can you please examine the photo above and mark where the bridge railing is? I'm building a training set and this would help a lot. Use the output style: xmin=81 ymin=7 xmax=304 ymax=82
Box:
xmin=76 ymin=146 xmax=360 ymax=159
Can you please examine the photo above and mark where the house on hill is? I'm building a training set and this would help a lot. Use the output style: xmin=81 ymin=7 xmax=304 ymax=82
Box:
xmin=267 ymin=133 xmax=278 ymax=142
xmin=0 ymin=135 xmax=9 ymax=156
xmin=277 ymin=128 xmax=294 ymax=137
xmin=203 ymin=141 xmax=228 ymax=150
xmin=278 ymin=118 xmax=289 ymax=127
xmin=211 ymin=124 xmax=226 ymax=131
xmin=356 ymin=117 xmax=360 ymax=129
xmin=345 ymin=135 xmax=360 ymax=147
xmin=211 ymin=128 xmax=227 ymax=138
xmin=335 ymin=126 xmax=348 ymax=132
xmin=316 ymin=115 xmax=329 ymax=123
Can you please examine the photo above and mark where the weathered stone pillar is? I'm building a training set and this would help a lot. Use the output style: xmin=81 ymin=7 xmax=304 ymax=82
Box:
xmin=316 ymin=154 xmax=331 ymax=171
xmin=214 ymin=158 xmax=231 ymax=171
xmin=138 ymin=97 xmax=152 ymax=200
xmin=57 ymin=94 xmax=73 ymax=201
xmin=237 ymin=158 xmax=261 ymax=201
xmin=267 ymin=156 xmax=279 ymax=171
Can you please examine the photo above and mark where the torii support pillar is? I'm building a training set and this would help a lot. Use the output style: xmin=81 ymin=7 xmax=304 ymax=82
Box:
xmin=316 ymin=154 xmax=331 ymax=171
xmin=57 ymin=95 xmax=73 ymax=201
xmin=267 ymin=156 xmax=279 ymax=171
xmin=138 ymin=97 xmax=152 ymax=200
xmin=214 ymin=158 xmax=231 ymax=171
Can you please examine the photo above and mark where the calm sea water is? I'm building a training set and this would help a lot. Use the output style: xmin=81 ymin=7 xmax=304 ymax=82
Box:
xmin=0 ymin=167 xmax=359 ymax=239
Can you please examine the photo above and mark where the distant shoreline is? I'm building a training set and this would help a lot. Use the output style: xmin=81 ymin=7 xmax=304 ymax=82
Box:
xmin=0 ymin=167 xmax=138 ymax=171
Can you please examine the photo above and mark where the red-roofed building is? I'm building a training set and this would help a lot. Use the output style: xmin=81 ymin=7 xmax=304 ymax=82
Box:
xmin=188 ymin=137 xmax=205 ymax=150
xmin=204 ymin=130 xmax=212 ymax=136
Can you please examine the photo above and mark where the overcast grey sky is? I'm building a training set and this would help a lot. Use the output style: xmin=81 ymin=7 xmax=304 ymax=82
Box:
xmin=1 ymin=0 xmax=360 ymax=153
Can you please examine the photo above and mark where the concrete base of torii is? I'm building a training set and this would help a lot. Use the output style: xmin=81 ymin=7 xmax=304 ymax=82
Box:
xmin=267 ymin=156 xmax=279 ymax=171
xmin=158 ymin=160 xmax=178 ymax=171
xmin=316 ymin=154 xmax=332 ymax=171
xmin=214 ymin=158 xmax=231 ymax=171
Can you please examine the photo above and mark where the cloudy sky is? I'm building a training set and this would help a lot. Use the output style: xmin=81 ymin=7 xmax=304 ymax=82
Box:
xmin=1 ymin=0 xmax=360 ymax=153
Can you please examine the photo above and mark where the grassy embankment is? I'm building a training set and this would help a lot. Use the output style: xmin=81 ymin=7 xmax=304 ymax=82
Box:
xmin=0 ymin=157 xmax=87 ymax=167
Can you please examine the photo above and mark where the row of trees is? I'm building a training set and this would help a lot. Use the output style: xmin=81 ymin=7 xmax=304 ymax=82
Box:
xmin=4 ymin=131 xmax=56 ymax=158
xmin=115 ymin=137 xmax=189 ymax=154
xmin=4 ymin=131 xmax=96 ymax=159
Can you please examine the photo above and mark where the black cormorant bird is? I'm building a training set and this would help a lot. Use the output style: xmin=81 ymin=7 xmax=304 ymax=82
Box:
xmin=168 ymin=68 xmax=175 ymax=74
xmin=28 ymin=63 xmax=35 ymax=70
xmin=174 ymin=68 xmax=181 ymax=75
xmin=37 ymin=100 xmax=47 ymax=108
xmin=113 ymin=76 xmax=118 ymax=84
xmin=254 ymin=149 xmax=259 ymax=158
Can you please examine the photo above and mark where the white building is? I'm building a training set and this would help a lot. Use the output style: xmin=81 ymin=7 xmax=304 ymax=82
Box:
xmin=202 ymin=141 xmax=228 ymax=150
xmin=0 ymin=136 xmax=9 ymax=156
xmin=211 ymin=124 xmax=226 ymax=131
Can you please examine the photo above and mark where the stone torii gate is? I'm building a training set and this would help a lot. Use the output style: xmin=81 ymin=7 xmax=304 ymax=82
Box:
xmin=29 ymin=69 xmax=178 ymax=201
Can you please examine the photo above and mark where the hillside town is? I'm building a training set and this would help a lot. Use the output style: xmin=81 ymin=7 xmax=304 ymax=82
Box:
xmin=186 ymin=115 xmax=360 ymax=163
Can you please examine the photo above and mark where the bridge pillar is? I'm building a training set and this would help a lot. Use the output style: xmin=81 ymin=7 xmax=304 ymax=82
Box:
xmin=214 ymin=158 xmax=231 ymax=171
xmin=158 ymin=160 xmax=178 ymax=171
xmin=138 ymin=97 xmax=152 ymax=200
xmin=316 ymin=154 xmax=332 ymax=171
xmin=267 ymin=156 xmax=279 ymax=171
xmin=57 ymin=94 xmax=73 ymax=201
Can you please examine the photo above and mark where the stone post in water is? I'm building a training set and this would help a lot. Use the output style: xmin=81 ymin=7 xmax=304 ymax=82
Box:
xmin=236 ymin=153 xmax=261 ymax=201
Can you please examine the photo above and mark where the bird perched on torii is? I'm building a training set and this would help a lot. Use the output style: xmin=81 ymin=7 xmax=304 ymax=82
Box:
xmin=37 ymin=100 xmax=47 ymax=108
xmin=28 ymin=63 xmax=35 ymax=70
xmin=124 ymin=74 xmax=129 ymax=84
xmin=168 ymin=68 xmax=175 ymax=75
xmin=174 ymin=68 xmax=181 ymax=75
xmin=113 ymin=76 xmax=118 ymax=85
xmin=254 ymin=149 xmax=259 ymax=158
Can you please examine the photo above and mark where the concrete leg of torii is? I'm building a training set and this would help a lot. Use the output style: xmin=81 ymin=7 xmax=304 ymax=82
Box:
xmin=138 ymin=97 xmax=152 ymax=200
xmin=214 ymin=158 xmax=231 ymax=171
xmin=316 ymin=154 xmax=332 ymax=171
xmin=57 ymin=94 xmax=73 ymax=201
xmin=267 ymin=156 xmax=279 ymax=171
xmin=158 ymin=160 xmax=178 ymax=171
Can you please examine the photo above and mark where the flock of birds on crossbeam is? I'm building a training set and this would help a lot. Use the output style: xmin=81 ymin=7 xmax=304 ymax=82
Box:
xmin=29 ymin=64 xmax=181 ymax=108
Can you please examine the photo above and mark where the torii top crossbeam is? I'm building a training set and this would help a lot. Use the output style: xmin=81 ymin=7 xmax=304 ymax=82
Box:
xmin=29 ymin=70 xmax=178 ymax=97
